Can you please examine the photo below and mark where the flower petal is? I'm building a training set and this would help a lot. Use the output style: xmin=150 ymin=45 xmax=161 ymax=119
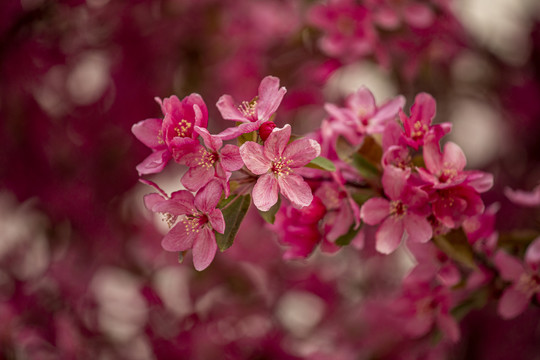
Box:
xmin=132 ymin=118 xmax=164 ymax=149
xmin=161 ymin=220 xmax=197 ymax=252
xmin=192 ymin=227 xmax=217 ymax=271
xmin=216 ymin=94 xmax=246 ymax=122
xmin=220 ymin=144 xmax=244 ymax=171
xmin=442 ymin=142 xmax=466 ymax=172
xmin=403 ymin=213 xmax=433 ymax=243
xmin=195 ymin=126 xmax=222 ymax=152
xmin=345 ymin=86 xmax=376 ymax=118
xmin=498 ymin=286 xmax=531 ymax=319
xmin=181 ymin=165 xmax=215 ymax=193
xmin=136 ymin=150 xmax=171 ymax=175
xmin=360 ymin=198 xmax=389 ymax=225
xmin=375 ymin=216 xmax=404 ymax=254
xmin=283 ymin=138 xmax=321 ymax=168
xmin=264 ymin=124 xmax=291 ymax=161
xmin=239 ymin=141 xmax=271 ymax=175
xmin=253 ymin=174 xmax=279 ymax=211
xmin=152 ymin=191 xmax=195 ymax=215
xmin=195 ymin=180 xmax=223 ymax=213
xmin=208 ymin=208 xmax=225 ymax=234
xmin=256 ymin=76 xmax=286 ymax=121
xmin=278 ymin=174 xmax=314 ymax=209
xmin=494 ymin=250 xmax=525 ymax=281
xmin=215 ymin=121 xmax=262 ymax=140
xmin=525 ymin=237 xmax=540 ymax=271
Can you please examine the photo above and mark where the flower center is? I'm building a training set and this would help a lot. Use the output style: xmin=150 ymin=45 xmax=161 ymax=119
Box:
xmin=390 ymin=200 xmax=407 ymax=217
xmin=182 ymin=213 xmax=208 ymax=235
xmin=174 ymin=119 xmax=192 ymax=137
xmin=161 ymin=213 xmax=178 ymax=228
xmin=238 ymin=98 xmax=258 ymax=121
xmin=517 ymin=273 xmax=540 ymax=297
xmin=157 ymin=129 xmax=165 ymax=145
xmin=198 ymin=148 xmax=218 ymax=169
xmin=439 ymin=164 xmax=457 ymax=183
xmin=272 ymin=157 xmax=292 ymax=177
xmin=411 ymin=121 xmax=428 ymax=140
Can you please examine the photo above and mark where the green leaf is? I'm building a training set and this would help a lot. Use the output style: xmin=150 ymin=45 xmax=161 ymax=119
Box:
xmin=351 ymin=153 xmax=380 ymax=179
xmin=305 ymin=156 xmax=336 ymax=172
xmin=215 ymin=194 xmax=251 ymax=251
xmin=335 ymin=223 xmax=362 ymax=246
xmin=258 ymin=197 xmax=281 ymax=224
xmin=433 ymin=229 xmax=476 ymax=269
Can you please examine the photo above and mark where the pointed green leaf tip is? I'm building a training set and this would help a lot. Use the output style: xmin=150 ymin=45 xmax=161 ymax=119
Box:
xmin=216 ymin=194 xmax=251 ymax=251
xmin=305 ymin=156 xmax=336 ymax=172
xmin=258 ymin=197 xmax=281 ymax=224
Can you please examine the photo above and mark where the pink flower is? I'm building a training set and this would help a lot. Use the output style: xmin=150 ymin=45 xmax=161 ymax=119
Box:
xmin=132 ymin=94 xmax=208 ymax=175
xmin=360 ymin=166 xmax=432 ymax=254
xmin=144 ymin=180 xmax=225 ymax=271
xmin=323 ymin=86 xmax=405 ymax=145
xmin=493 ymin=237 xmax=540 ymax=319
xmin=174 ymin=126 xmax=243 ymax=195
xmin=216 ymin=76 xmax=286 ymax=140
xmin=239 ymin=124 xmax=321 ymax=211
xmin=399 ymin=93 xmax=451 ymax=150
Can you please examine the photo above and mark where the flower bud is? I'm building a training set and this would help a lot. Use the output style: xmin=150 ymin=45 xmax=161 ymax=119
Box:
xmin=259 ymin=121 xmax=277 ymax=141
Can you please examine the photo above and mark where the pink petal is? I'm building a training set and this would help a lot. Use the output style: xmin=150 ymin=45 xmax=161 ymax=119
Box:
xmin=326 ymin=204 xmax=353 ymax=242
xmin=442 ymin=142 xmax=467 ymax=172
xmin=184 ymin=93 xmax=208 ymax=130
xmin=143 ymin=193 xmax=165 ymax=212
xmin=136 ymin=150 xmax=171 ymax=175
xmin=375 ymin=216 xmax=404 ymax=254
xmin=525 ymin=237 xmax=540 ymax=271
xmin=504 ymin=184 xmax=540 ymax=207
xmin=345 ymin=86 xmax=376 ymax=118
xmin=220 ymin=144 xmax=244 ymax=171
xmin=403 ymin=213 xmax=433 ymax=243
xmin=360 ymin=198 xmax=389 ymax=225
xmin=132 ymin=118 xmax=164 ymax=149
xmin=239 ymin=141 xmax=271 ymax=175
xmin=192 ymin=227 xmax=217 ymax=271
xmin=172 ymin=141 xmax=205 ymax=166
xmin=494 ymin=250 xmax=525 ymax=281
xmin=371 ymin=95 xmax=406 ymax=125
xmin=161 ymin=220 xmax=197 ymax=252
xmin=437 ymin=264 xmax=461 ymax=287
xmin=256 ymin=76 xmax=286 ymax=122
xmin=195 ymin=126 xmax=222 ymax=152
xmin=208 ymin=208 xmax=225 ymax=234
xmin=264 ymin=124 xmax=291 ymax=161
xmin=216 ymin=94 xmax=247 ymax=122
xmin=215 ymin=121 xmax=262 ymax=140
xmin=181 ymin=165 xmax=215 ymax=193
xmin=498 ymin=287 xmax=531 ymax=319
xmin=283 ymin=138 xmax=321 ymax=168
xmin=410 ymin=92 xmax=436 ymax=125
xmin=152 ymin=191 xmax=195 ymax=216
xmin=382 ymin=166 xmax=410 ymax=200
xmin=466 ymin=171 xmax=494 ymax=193
xmin=195 ymin=180 xmax=223 ymax=213
xmin=253 ymin=174 xmax=279 ymax=211
xmin=278 ymin=174 xmax=314 ymax=208
xmin=423 ymin=140 xmax=443 ymax=174
xmin=404 ymin=3 xmax=435 ymax=29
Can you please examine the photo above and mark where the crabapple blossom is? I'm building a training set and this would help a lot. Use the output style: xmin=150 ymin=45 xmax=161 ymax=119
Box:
xmin=132 ymin=94 xmax=208 ymax=175
xmin=144 ymin=180 xmax=225 ymax=271
xmin=360 ymin=166 xmax=432 ymax=254
xmin=239 ymin=124 xmax=321 ymax=211
xmin=174 ymin=126 xmax=243 ymax=195
xmin=216 ymin=76 xmax=286 ymax=140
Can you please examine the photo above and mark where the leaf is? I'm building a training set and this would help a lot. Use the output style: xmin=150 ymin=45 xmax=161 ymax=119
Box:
xmin=351 ymin=153 xmax=380 ymax=179
xmin=258 ymin=196 xmax=281 ymax=224
xmin=335 ymin=223 xmax=362 ymax=246
xmin=305 ymin=156 xmax=336 ymax=172
xmin=215 ymin=194 xmax=251 ymax=251
xmin=433 ymin=228 xmax=476 ymax=269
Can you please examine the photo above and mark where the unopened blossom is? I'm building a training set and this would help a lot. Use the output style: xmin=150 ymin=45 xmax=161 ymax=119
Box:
xmin=239 ymin=124 xmax=321 ymax=211
xmin=144 ymin=180 xmax=224 ymax=271
xmin=494 ymin=237 xmax=540 ymax=319
xmin=174 ymin=126 xmax=243 ymax=195
xmin=360 ymin=166 xmax=432 ymax=254
xmin=216 ymin=76 xmax=286 ymax=140
xmin=399 ymin=93 xmax=451 ymax=150
xmin=132 ymin=94 xmax=208 ymax=175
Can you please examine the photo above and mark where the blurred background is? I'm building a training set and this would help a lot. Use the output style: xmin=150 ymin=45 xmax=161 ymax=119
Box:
xmin=1 ymin=0 xmax=540 ymax=358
